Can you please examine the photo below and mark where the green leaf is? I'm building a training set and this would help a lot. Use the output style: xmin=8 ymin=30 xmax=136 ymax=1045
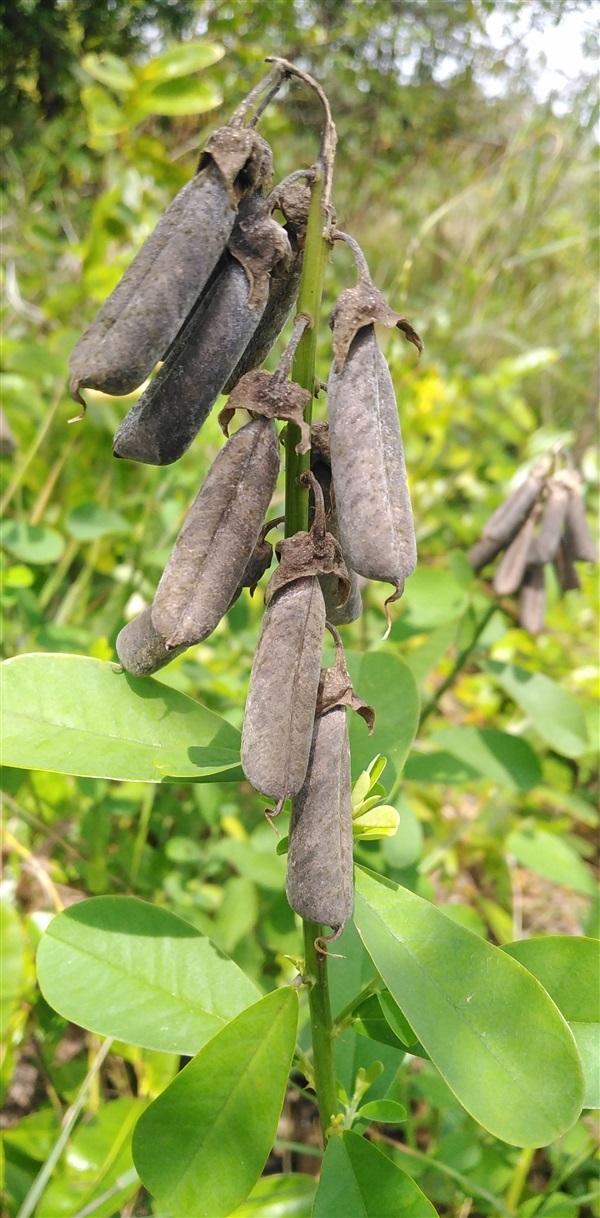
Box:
xmin=1 ymin=654 xmax=240 ymax=782
xmin=355 ymin=1099 xmax=407 ymax=1124
xmin=141 ymin=41 xmax=224 ymax=81
xmin=313 ymin=1131 xmax=437 ymax=1217
xmin=403 ymin=750 xmax=480 ymax=784
xmin=137 ymin=76 xmax=223 ymax=117
xmin=503 ymin=936 xmax=600 ymax=1108
xmin=230 ymin=1174 xmax=316 ymax=1217
xmin=506 ymin=828 xmax=596 ymax=896
xmin=402 ymin=567 xmax=469 ymax=629
xmin=81 ymin=85 xmax=129 ymax=135
xmin=65 ymin=503 xmax=130 ymax=540
xmin=0 ymin=902 xmax=25 ymax=1036
xmin=430 ymin=727 xmax=542 ymax=790
xmin=347 ymin=652 xmax=419 ymax=781
xmin=353 ymin=994 xmax=408 ymax=1052
xmin=354 ymin=869 xmax=584 ymax=1146
xmin=80 ymin=52 xmax=137 ymax=91
xmin=132 ymin=988 xmax=298 ymax=1218
xmin=36 ymin=1097 xmax=142 ymax=1218
xmin=2 ymin=522 xmax=64 ymax=564
xmin=36 ymin=897 xmax=259 ymax=1054
xmin=485 ymin=661 xmax=590 ymax=758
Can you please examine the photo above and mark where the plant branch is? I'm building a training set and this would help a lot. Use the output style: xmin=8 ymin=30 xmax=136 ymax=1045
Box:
xmin=303 ymin=920 xmax=339 ymax=1142
xmin=419 ymin=599 xmax=498 ymax=728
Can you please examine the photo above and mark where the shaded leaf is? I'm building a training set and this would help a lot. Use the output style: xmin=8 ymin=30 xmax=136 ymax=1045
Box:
xmin=347 ymin=652 xmax=419 ymax=781
xmin=2 ymin=522 xmax=64 ymax=564
xmin=430 ymin=726 xmax=542 ymax=790
xmin=485 ymin=661 xmax=589 ymax=758
xmin=313 ymin=1131 xmax=436 ymax=1217
xmin=507 ymin=828 xmax=596 ymax=896
xmin=66 ymin=503 xmax=130 ymax=540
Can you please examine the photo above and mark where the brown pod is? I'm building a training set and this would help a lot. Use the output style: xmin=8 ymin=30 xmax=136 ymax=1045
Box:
xmin=151 ymin=418 xmax=280 ymax=648
xmin=467 ymin=534 xmax=507 ymax=572
xmin=286 ymin=706 xmax=354 ymax=934
xmin=222 ymin=179 xmax=310 ymax=394
xmin=480 ymin=458 xmax=549 ymax=545
xmin=116 ymin=607 xmax=190 ymax=678
xmin=553 ymin=540 xmax=581 ymax=592
xmin=69 ymin=128 xmax=273 ymax=401
xmin=241 ymin=577 xmax=326 ymax=808
xmin=565 ymin=481 xmax=596 ymax=562
xmin=529 ymin=475 xmax=570 ymax=564
xmin=113 ymin=202 xmax=291 ymax=465
xmin=519 ymin=564 xmax=546 ymax=635
xmin=309 ymin=422 xmax=362 ymax=625
xmin=492 ymin=507 xmax=539 ymax=596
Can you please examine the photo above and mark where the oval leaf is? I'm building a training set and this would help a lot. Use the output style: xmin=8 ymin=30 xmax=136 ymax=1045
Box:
xmin=81 ymin=52 xmax=137 ymax=91
xmin=430 ymin=727 xmax=542 ymax=791
xmin=485 ymin=661 xmax=589 ymax=758
xmin=66 ymin=503 xmax=130 ymax=540
xmin=503 ymin=936 xmax=600 ymax=1109
xmin=2 ymin=522 xmax=64 ymax=564
xmin=142 ymin=41 xmax=224 ymax=81
xmin=356 ymin=1100 xmax=407 ymax=1124
xmin=36 ymin=896 xmax=259 ymax=1054
xmin=230 ymin=1174 xmax=316 ymax=1217
xmin=0 ymin=653 xmax=240 ymax=781
xmin=132 ymin=988 xmax=298 ymax=1218
xmin=507 ymin=828 xmax=596 ymax=897
xmin=313 ymin=1131 xmax=436 ymax=1218
xmin=347 ymin=652 xmax=419 ymax=781
xmin=138 ymin=76 xmax=223 ymax=117
xmin=354 ymin=868 xmax=584 ymax=1146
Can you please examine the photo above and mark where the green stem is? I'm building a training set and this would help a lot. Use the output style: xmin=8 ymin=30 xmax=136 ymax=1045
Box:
xmin=419 ymin=599 xmax=497 ymax=728
xmin=284 ymin=161 xmax=330 ymax=537
xmin=303 ymin=920 xmax=339 ymax=1141
xmin=505 ymin=1145 xmax=535 ymax=1213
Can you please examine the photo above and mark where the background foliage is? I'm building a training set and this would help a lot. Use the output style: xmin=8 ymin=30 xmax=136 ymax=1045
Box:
xmin=1 ymin=1 xmax=598 ymax=1215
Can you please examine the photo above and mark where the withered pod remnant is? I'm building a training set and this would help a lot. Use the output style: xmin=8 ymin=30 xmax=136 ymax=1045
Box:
xmin=468 ymin=456 xmax=550 ymax=572
xmin=113 ymin=195 xmax=291 ymax=464
xmin=286 ymin=625 xmax=374 ymax=937
xmin=152 ymin=417 xmax=280 ymax=648
xmin=70 ymin=125 xmax=275 ymax=403
xmin=327 ymin=230 xmax=422 ymax=629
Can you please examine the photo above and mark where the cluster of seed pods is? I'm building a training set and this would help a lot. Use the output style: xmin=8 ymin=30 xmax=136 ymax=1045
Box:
xmin=70 ymin=65 xmax=423 ymax=944
xmin=468 ymin=453 xmax=596 ymax=633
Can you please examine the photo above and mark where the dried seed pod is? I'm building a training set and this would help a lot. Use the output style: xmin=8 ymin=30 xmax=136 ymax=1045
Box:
xmin=492 ymin=506 xmax=540 ymax=596
xmin=266 ymin=471 xmax=350 ymax=608
xmin=564 ymin=476 xmax=596 ymax=562
xmin=519 ymin=564 xmax=546 ymax=635
xmin=553 ymin=540 xmax=581 ymax=592
xmin=241 ymin=576 xmax=326 ymax=808
xmin=327 ymin=232 xmax=421 ymax=626
xmin=152 ymin=417 xmax=280 ymax=648
xmin=317 ymin=623 xmax=374 ymax=728
xmin=70 ymin=128 xmax=274 ymax=402
xmin=529 ymin=474 xmax=571 ymax=564
xmin=222 ymin=178 xmax=310 ymax=394
xmin=113 ymin=201 xmax=291 ymax=465
xmin=219 ymin=312 xmax=312 ymax=454
xmin=468 ymin=457 xmax=550 ymax=572
xmin=286 ymin=706 xmax=354 ymax=934
xmin=116 ymin=607 xmax=190 ymax=677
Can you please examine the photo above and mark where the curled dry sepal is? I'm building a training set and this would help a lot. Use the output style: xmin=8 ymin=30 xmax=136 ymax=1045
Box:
xmin=265 ymin=471 xmax=351 ymax=609
xmin=219 ymin=314 xmax=313 ymax=454
xmin=317 ymin=624 xmax=375 ymax=732
xmin=468 ymin=457 xmax=596 ymax=635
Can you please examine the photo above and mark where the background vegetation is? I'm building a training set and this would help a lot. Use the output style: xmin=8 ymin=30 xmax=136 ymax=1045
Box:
xmin=1 ymin=2 xmax=598 ymax=1215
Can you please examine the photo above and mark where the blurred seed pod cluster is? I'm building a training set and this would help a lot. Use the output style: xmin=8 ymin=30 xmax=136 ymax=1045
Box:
xmin=70 ymin=62 xmax=422 ymax=943
xmin=468 ymin=454 xmax=596 ymax=634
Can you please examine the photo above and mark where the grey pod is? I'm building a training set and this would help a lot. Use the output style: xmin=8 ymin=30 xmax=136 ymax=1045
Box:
xmin=520 ymin=564 xmax=546 ymax=635
xmin=480 ymin=461 xmax=548 ymax=545
xmin=565 ymin=485 xmax=596 ymax=562
xmin=116 ymin=607 xmax=190 ymax=677
xmin=492 ymin=510 xmax=538 ymax=596
xmin=69 ymin=129 xmax=273 ymax=400
xmin=241 ymin=577 xmax=326 ymax=805
xmin=310 ymin=422 xmax=362 ymax=625
xmin=530 ymin=477 xmax=570 ymax=564
xmin=554 ymin=540 xmax=581 ymax=592
xmin=113 ymin=204 xmax=290 ymax=465
xmin=286 ymin=706 xmax=354 ymax=933
xmin=328 ymin=324 xmax=416 ymax=595
xmin=152 ymin=418 xmax=280 ymax=648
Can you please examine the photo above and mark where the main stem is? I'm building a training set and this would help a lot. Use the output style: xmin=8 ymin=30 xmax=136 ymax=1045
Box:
xmin=283 ymin=161 xmax=338 ymax=1141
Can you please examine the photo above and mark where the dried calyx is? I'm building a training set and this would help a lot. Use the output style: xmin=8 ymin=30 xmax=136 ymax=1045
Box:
xmin=329 ymin=230 xmax=423 ymax=372
xmin=318 ymin=624 xmax=374 ymax=730
xmin=265 ymin=470 xmax=350 ymax=608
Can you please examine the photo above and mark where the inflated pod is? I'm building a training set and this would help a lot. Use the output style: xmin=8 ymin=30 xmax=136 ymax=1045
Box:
xmin=70 ymin=128 xmax=273 ymax=401
xmin=113 ymin=202 xmax=291 ymax=465
xmin=328 ymin=323 xmax=416 ymax=598
xmin=565 ymin=481 xmax=596 ymax=562
xmin=492 ymin=508 xmax=539 ymax=596
xmin=241 ymin=577 xmax=326 ymax=809
xmin=152 ymin=418 xmax=280 ymax=648
xmin=529 ymin=475 xmax=570 ymax=564
xmin=222 ymin=179 xmax=310 ymax=394
xmin=286 ymin=706 xmax=353 ymax=933
xmin=309 ymin=422 xmax=362 ymax=624
xmin=520 ymin=564 xmax=546 ymax=635
xmin=481 ymin=459 xmax=548 ymax=541
xmin=116 ymin=607 xmax=190 ymax=677
xmin=554 ymin=540 xmax=581 ymax=592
